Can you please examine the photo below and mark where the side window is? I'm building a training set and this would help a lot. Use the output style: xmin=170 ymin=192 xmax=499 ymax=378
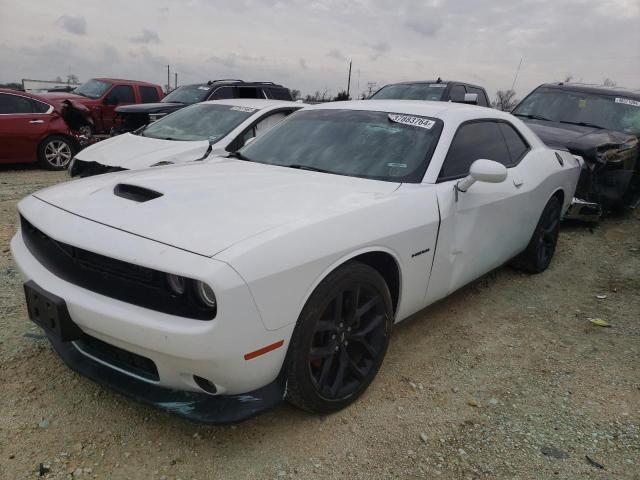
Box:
xmin=209 ymin=86 xmax=235 ymax=100
xmin=237 ymin=87 xmax=263 ymax=99
xmin=499 ymin=123 xmax=529 ymax=163
xmin=449 ymin=84 xmax=466 ymax=102
xmin=0 ymin=93 xmax=34 ymax=114
xmin=229 ymin=110 xmax=293 ymax=151
xmin=439 ymin=121 xmax=511 ymax=180
xmin=32 ymin=100 xmax=51 ymax=113
xmin=140 ymin=86 xmax=160 ymax=103
xmin=108 ymin=85 xmax=135 ymax=104
xmin=254 ymin=112 xmax=287 ymax=136
xmin=468 ymin=87 xmax=489 ymax=107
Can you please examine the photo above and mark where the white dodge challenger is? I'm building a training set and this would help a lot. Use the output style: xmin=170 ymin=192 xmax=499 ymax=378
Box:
xmin=11 ymin=100 xmax=581 ymax=423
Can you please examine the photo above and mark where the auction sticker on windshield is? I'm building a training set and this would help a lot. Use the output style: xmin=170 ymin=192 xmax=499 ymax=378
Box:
xmin=231 ymin=106 xmax=258 ymax=113
xmin=388 ymin=114 xmax=435 ymax=130
xmin=615 ymin=98 xmax=640 ymax=108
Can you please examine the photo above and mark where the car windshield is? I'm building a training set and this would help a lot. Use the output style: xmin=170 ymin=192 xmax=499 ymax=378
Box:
xmin=162 ymin=85 xmax=211 ymax=104
xmin=239 ymin=109 xmax=443 ymax=183
xmin=73 ymin=79 xmax=111 ymax=99
xmin=513 ymin=87 xmax=640 ymax=134
xmin=140 ymin=103 xmax=256 ymax=142
xmin=371 ymin=83 xmax=447 ymax=101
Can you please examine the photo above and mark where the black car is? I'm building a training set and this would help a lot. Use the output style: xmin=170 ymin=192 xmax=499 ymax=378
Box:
xmin=369 ymin=79 xmax=490 ymax=107
xmin=112 ymin=80 xmax=293 ymax=134
xmin=512 ymin=83 xmax=640 ymax=220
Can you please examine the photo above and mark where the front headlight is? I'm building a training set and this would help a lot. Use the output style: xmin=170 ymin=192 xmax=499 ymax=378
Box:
xmin=195 ymin=281 xmax=217 ymax=308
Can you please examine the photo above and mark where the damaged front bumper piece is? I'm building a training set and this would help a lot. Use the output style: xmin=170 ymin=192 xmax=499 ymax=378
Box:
xmin=564 ymin=197 xmax=603 ymax=222
xmin=48 ymin=332 xmax=287 ymax=424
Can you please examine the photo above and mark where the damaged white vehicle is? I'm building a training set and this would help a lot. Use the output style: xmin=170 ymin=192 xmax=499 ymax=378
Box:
xmin=68 ymin=98 xmax=303 ymax=177
xmin=12 ymin=101 xmax=580 ymax=423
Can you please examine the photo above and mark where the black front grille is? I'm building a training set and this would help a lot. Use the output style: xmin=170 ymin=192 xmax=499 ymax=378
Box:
xmin=76 ymin=333 xmax=159 ymax=381
xmin=21 ymin=215 xmax=215 ymax=320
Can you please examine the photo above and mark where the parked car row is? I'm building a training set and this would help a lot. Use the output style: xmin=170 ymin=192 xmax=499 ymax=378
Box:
xmin=13 ymin=94 xmax=582 ymax=423
xmin=5 ymin=71 xmax=639 ymax=425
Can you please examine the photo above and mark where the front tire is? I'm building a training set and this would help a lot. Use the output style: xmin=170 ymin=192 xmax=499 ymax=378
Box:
xmin=286 ymin=262 xmax=393 ymax=414
xmin=38 ymin=135 xmax=75 ymax=170
xmin=512 ymin=195 xmax=562 ymax=273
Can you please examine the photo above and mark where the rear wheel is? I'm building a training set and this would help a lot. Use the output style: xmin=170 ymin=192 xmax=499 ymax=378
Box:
xmin=38 ymin=135 xmax=75 ymax=170
xmin=286 ymin=262 xmax=393 ymax=414
xmin=512 ymin=196 xmax=562 ymax=273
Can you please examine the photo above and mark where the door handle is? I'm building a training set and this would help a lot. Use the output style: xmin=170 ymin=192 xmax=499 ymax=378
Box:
xmin=513 ymin=179 xmax=524 ymax=188
xmin=29 ymin=120 xmax=44 ymax=124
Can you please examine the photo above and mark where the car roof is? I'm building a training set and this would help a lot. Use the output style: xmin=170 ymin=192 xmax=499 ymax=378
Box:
xmin=380 ymin=80 xmax=486 ymax=90
xmin=0 ymin=88 xmax=51 ymax=102
xmin=308 ymin=100 xmax=506 ymax=122
xmin=539 ymin=82 xmax=640 ymax=99
xmin=185 ymin=80 xmax=287 ymax=89
xmin=93 ymin=78 xmax=160 ymax=87
xmin=199 ymin=98 xmax=304 ymax=110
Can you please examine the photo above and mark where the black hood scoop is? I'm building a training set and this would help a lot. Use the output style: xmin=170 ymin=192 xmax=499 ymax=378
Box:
xmin=114 ymin=184 xmax=163 ymax=203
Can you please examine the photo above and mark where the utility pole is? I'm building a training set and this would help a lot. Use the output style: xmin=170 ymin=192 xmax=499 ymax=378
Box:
xmin=175 ymin=72 xmax=178 ymax=89
xmin=167 ymin=65 xmax=170 ymax=93
xmin=347 ymin=60 xmax=352 ymax=99
xmin=511 ymin=57 xmax=523 ymax=92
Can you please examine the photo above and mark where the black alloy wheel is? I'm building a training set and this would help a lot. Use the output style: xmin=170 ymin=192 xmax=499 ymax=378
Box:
xmin=536 ymin=198 xmax=561 ymax=268
xmin=286 ymin=262 xmax=393 ymax=414
xmin=512 ymin=195 xmax=562 ymax=273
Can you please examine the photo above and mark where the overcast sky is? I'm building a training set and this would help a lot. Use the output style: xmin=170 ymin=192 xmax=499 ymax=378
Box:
xmin=1 ymin=0 xmax=639 ymax=100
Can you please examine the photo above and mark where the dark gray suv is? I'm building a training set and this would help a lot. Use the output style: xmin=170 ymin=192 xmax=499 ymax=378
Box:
xmin=112 ymin=80 xmax=293 ymax=134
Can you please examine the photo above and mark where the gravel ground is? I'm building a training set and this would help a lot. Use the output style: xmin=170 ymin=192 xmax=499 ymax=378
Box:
xmin=0 ymin=165 xmax=638 ymax=480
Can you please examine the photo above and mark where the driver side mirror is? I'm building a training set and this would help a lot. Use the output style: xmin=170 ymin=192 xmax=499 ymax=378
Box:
xmin=455 ymin=159 xmax=507 ymax=198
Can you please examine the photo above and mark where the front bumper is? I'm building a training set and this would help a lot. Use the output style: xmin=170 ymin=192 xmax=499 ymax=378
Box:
xmin=47 ymin=331 xmax=286 ymax=424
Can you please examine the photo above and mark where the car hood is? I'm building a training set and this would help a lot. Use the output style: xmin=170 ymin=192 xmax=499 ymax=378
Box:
xmin=524 ymin=119 xmax=638 ymax=161
xmin=39 ymin=92 xmax=93 ymax=103
xmin=116 ymin=102 xmax=185 ymax=114
xmin=74 ymin=133 xmax=211 ymax=169
xmin=32 ymin=160 xmax=400 ymax=257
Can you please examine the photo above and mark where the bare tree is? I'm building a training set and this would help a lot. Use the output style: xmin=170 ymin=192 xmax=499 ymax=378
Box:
xmin=492 ymin=89 xmax=519 ymax=111
xmin=290 ymin=89 xmax=301 ymax=101
xmin=563 ymin=74 xmax=573 ymax=83
xmin=333 ymin=90 xmax=350 ymax=101
xmin=603 ymin=78 xmax=617 ymax=87
xmin=66 ymin=74 xmax=80 ymax=84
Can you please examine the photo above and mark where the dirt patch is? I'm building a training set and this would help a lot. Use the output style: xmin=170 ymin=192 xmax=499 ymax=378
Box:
xmin=1 ymin=167 xmax=639 ymax=479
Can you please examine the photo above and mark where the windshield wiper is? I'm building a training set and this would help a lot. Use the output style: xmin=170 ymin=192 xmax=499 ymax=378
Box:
xmin=558 ymin=120 xmax=606 ymax=130
xmin=286 ymin=164 xmax=333 ymax=174
xmin=513 ymin=113 xmax=553 ymax=122
xmin=227 ymin=151 xmax=254 ymax=162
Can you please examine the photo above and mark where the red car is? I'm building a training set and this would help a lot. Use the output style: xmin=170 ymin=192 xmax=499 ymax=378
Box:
xmin=0 ymin=89 xmax=93 ymax=170
xmin=40 ymin=78 xmax=164 ymax=134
